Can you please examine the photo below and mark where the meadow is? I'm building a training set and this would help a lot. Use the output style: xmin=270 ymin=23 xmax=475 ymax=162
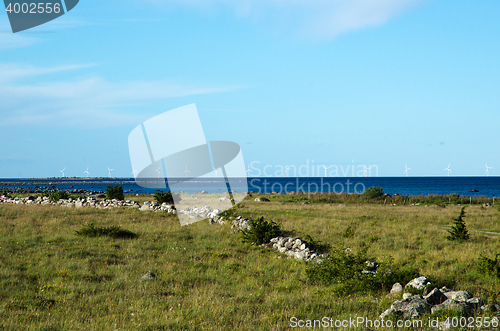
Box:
xmin=0 ymin=193 xmax=500 ymax=330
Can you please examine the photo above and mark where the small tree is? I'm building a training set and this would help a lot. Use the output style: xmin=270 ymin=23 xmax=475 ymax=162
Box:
xmin=106 ymin=184 xmax=124 ymax=200
xmin=447 ymin=206 xmax=470 ymax=241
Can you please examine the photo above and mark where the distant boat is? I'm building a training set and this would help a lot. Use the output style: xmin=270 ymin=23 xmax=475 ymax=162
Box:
xmin=468 ymin=190 xmax=479 ymax=192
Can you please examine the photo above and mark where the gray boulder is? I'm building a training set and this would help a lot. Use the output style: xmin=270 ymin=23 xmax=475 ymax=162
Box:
xmin=406 ymin=276 xmax=431 ymax=290
xmin=444 ymin=290 xmax=473 ymax=302
xmin=294 ymin=251 xmax=308 ymax=260
xmin=365 ymin=260 xmax=379 ymax=271
xmin=481 ymin=304 xmax=499 ymax=312
xmin=380 ymin=295 xmax=431 ymax=318
xmin=423 ymin=288 xmax=447 ymax=305
xmin=466 ymin=297 xmax=485 ymax=310
xmin=390 ymin=283 xmax=403 ymax=296
xmin=255 ymin=197 xmax=270 ymax=202
xmin=140 ymin=272 xmax=156 ymax=281
xmin=431 ymin=299 xmax=472 ymax=315
xmin=439 ymin=286 xmax=452 ymax=293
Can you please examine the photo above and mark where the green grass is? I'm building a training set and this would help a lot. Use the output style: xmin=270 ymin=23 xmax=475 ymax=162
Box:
xmin=0 ymin=198 xmax=500 ymax=330
xmin=75 ymin=222 xmax=138 ymax=239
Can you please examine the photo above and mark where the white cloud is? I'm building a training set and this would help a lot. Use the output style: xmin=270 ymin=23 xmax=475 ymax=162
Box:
xmin=0 ymin=32 xmax=40 ymax=50
xmin=146 ymin=0 xmax=426 ymax=39
xmin=0 ymin=63 xmax=239 ymax=128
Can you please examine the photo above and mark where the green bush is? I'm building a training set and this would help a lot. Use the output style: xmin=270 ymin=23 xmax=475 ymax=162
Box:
xmin=75 ymin=222 xmax=137 ymax=239
xmin=478 ymin=253 xmax=500 ymax=278
xmin=241 ymin=217 xmax=282 ymax=245
xmin=303 ymin=234 xmax=330 ymax=254
xmin=447 ymin=207 xmax=470 ymax=241
xmin=363 ymin=186 xmax=384 ymax=200
xmin=106 ymin=184 xmax=124 ymax=200
xmin=153 ymin=191 xmax=179 ymax=204
xmin=306 ymin=246 xmax=416 ymax=295
xmin=44 ymin=191 xmax=71 ymax=202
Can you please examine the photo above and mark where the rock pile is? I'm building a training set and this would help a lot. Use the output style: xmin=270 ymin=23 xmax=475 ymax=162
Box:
xmin=268 ymin=236 xmax=327 ymax=261
xmin=208 ymin=214 xmax=226 ymax=225
xmin=0 ymin=194 xmax=179 ymax=214
xmin=381 ymin=276 xmax=494 ymax=319
xmin=231 ymin=216 xmax=251 ymax=230
xmin=179 ymin=206 xmax=221 ymax=220
xmin=138 ymin=201 xmax=176 ymax=214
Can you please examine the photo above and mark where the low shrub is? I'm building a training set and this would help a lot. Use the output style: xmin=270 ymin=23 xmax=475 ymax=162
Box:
xmin=153 ymin=191 xmax=179 ymax=205
xmin=363 ymin=186 xmax=385 ymax=200
xmin=241 ymin=216 xmax=282 ymax=245
xmin=478 ymin=253 xmax=500 ymax=278
xmin=106 ymin=184 xmax=124 ymax=201
xmin=306 ymin=246 xmax=416 ymax=295
xmin=75 ymin=222 xmax=137 ymax=239
xmin=44 ymin=191 xmax=71 ymax=202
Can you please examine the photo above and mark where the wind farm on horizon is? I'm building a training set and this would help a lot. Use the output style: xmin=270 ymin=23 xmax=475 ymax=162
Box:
xmin=17 ymin=163 xmax=497 ymax=179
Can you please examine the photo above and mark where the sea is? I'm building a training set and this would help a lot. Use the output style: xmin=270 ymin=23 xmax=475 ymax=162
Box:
xmin=0 ymin=177 xmax=499 ymax=197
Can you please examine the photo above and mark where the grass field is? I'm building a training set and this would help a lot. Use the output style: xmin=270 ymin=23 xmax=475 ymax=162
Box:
xmin=1 ymin=194 xmax=500 ymax=330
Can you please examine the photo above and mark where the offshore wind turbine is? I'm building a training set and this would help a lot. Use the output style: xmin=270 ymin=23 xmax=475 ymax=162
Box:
xmin=60 ymin=168 xmax=66 ymax=178
xmin=84 ymin=166 xmax=90 ymax=178
xmin=213 ymin=167 xmax=218 ymax=178
xmin=108 ymin=167 xmax=114 ymax=177
xmin=284 ymin=166 xmax=290 ymax=177
xmin=245 ymin=165 xmax=252 ymax=176
xmin=321 ymin=165 xmax=332 ymax=177
xmin=486 ymin=164 xmax=493 ymax=177
xmin=362 ymin=165 xmax=370 ymax=177
xmin=444 ymin=164 xmax=452 ymax=177
xmin=155 ymin=166 xmax=161 ymax=178
xmin=404 ymin=164 xmax=411 ymax=177
xmin=184 ymin=165 xmax=190 ymax=178
xmin=131 ymin=166 xmax=138 ymax=178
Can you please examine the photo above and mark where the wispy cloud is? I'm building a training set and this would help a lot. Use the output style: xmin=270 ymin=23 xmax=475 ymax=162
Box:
xmin=0 ymin=31 xmax=41 ymax=50
xmin=145 ymin=0 xmax=427 ymax=39
xmin=0 ymin=63 xmax=97 ymax=81
xmin=0 ymin=63 xmax=239 ymax=128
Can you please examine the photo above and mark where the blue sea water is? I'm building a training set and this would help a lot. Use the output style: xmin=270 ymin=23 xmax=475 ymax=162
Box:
xmin=0 ymin=177 xmax=499 ymax=197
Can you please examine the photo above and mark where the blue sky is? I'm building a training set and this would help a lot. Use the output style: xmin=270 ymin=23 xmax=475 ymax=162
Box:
xmin=0 ymin=0 xmax=499 ymax=178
